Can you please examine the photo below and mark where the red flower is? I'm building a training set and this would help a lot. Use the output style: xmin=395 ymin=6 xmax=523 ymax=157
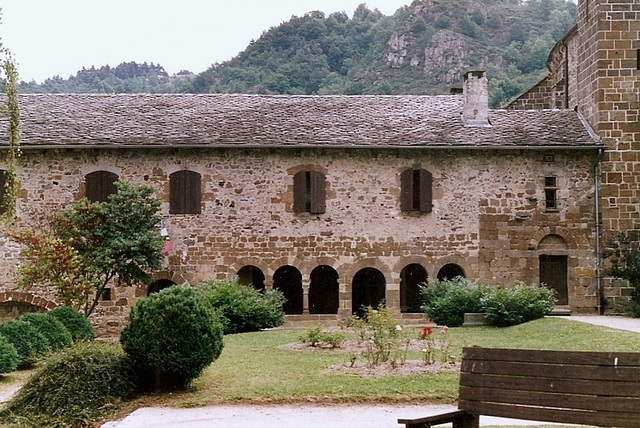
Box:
xmin=421 ymin=327 xmax=433 ymax=339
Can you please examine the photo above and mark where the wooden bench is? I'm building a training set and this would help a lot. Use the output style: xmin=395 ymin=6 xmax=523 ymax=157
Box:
xmin=399 ymin=347 xmax=640 ymax=428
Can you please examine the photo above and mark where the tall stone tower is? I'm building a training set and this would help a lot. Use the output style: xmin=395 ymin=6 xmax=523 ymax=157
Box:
xmin=575 ymin=0 xmax=640 ymax=232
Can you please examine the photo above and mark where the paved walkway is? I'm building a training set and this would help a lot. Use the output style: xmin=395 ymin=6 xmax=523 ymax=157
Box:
xmin=102 ymin=316 xmax=640 ymax=428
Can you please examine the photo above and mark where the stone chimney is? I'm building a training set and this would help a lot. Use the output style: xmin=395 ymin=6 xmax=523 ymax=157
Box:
xmin=462 ymin=71 xmax=490 ymax=127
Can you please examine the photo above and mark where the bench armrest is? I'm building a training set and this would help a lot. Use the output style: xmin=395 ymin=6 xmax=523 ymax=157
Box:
xmin=398 ymin=410 xmax=478 ymax=428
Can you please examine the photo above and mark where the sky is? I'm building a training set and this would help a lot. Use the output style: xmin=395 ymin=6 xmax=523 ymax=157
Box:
xmin=1 ymin=1 xmax=411 ymax=83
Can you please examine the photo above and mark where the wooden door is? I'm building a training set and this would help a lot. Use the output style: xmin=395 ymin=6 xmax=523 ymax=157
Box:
xmin=539 ymin=255 xmax=568 ymax=305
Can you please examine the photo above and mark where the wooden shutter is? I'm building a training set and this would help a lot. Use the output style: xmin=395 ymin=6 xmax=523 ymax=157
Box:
xmin=419 ymin=169 xmax=433 ymax=213
xmin=86 ymin=171 xmax=118 ymax=202
xmin=293 ymin=170 xmax=307 ymax=213
xmin=309 ymin=170 xmax=326 ymax=214
xmin=400 ymin=168 xmax=413 ymax=212
xmin=170 ymin=170 xmax=201 ymax=214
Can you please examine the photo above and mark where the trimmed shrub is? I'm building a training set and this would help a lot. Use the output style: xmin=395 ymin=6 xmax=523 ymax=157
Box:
xmin=0 ymin=341 xmax=133 ymax=428
xmin=0 ymin=319 xmax=49 ymax=368
xmin=483 ymin=283 xmax=557 ymax=327
xmin=421 ymin=277 xmax=488 ymax=327
xmin=19 ymin=312 xmax=73 ymax=352
xmin=120 ymin=286 xmax=225 ymax=390
xmin=0 ymin=334 xmax=19 ymax=374
xmin=197 ymin=279 xmax=285 ymax=334
xmin=49 ymin=306 xmax=95 ymax=342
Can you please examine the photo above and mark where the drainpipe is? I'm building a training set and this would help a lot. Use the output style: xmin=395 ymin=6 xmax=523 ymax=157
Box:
xmin=595 ymin=148 xmax=603 ymax=315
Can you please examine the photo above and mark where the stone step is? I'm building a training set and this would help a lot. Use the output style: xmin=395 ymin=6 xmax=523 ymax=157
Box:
xmin=549 ymin=306 xmax=572 ymax=316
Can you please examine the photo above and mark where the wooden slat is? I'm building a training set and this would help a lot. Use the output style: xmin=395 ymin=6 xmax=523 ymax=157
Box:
xmin=462 ymin=346 xmax=640 ymax=367
xmin=460 ymin=372 xmax=640 ymax=397
xmin=460 ymin=400 xmax=640 ymax=428
xmin=461 ymin=358 xmax=640 ymax=381
xmin=459 ymin=386 xmax=640 ymax=413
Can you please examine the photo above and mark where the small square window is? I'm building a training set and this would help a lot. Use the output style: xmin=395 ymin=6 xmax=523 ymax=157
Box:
xmin=100 ymin=287 xmax=112 ymax=301
xmin=544 ymin=176 xmax=558 ymax=210
xmin=544 ymin=176 xmax=556 ymax=187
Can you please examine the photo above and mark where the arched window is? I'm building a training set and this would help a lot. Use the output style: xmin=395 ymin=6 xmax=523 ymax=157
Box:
xmin=293 ymin=170 xmax=326 ymax=214
xmin=400 ymin=264 xmax=428 ymax=313
xmin=309 ymin=265 xmax=339 ymax=314
xmin=237 ymin=265 xmax=266 ymax=293
xmin=85 ymin=170 xmax=118 ymax=202
xmin=147 ymin=279 xmax=177 ymax=296
xmin=400 ymin=168 xmax=433 ymax=213
xmin=170 ymin=170 xmax=201 ymax=214
xmin=273 ymin=265 xmax=303 ymax=314
xmin=352 ymin=267 xmax=386 ymax=317
xmin=437 ymin=264 xmax=466 ymax=281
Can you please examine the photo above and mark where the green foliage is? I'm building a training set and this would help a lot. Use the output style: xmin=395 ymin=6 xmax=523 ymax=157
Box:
xmin=605 ymin=231 xmax=640 ymax=317
xmin=19 ymin=312 xmax=73 ymax=352
xmin=0 ymin=319 xmax=49 ymax=368
xmin=482 ymin=283 xmax=557 ymax=327
xmin=349 ymin=306 xmax=406 ymax=367
xmin=0 ymin=341 xmax=134 ymax=428
xmin=49 ymin=306 xmax=96 ymax=342
xmin=120 ymin=286 xmax=225 ymax=390
xmin=420 ymin=277 xmax=487 ymax=327
xmin=14 ymin=181 xmax=164 ymax=316
xmin=299 ymin=326 xmax=345 ymax=348
xmin=0 ymin=333 xmax=19 ymax=374
xmin=197 ymin=279 xmax=285 ymax=334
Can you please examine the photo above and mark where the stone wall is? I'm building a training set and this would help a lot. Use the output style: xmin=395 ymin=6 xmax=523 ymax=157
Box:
xmin=0 ymin=146 xmax=600 ymax=335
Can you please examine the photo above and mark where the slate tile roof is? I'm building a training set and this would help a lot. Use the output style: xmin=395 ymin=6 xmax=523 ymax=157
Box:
xmin=1 ymin=93 xmax=603 ymax=149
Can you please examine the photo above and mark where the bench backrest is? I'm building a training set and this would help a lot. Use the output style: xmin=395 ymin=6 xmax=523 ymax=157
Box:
xmin=459 ymin=347 xmax=640 ymax=428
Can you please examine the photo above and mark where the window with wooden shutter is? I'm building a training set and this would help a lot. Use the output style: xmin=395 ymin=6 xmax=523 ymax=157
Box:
xmin=400 ymin=168 xmax=433 ymax=213
xmin=170 ymin=170 xmax=201 ymax=214
xmin=293 ymin=169 xmax=325 ymax=214
xmin=85 ymin=171 xmax=118 ymax=202
xmin=0 ymin=170 xmax=7 ymax=215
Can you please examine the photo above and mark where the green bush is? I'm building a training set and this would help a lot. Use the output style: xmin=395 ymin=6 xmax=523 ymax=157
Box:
xmin=421 ymin=277 xmax=487 ymax=327
xmin=0 ymin=319 xmax=49 ymax=368
xmin=120 ymin=286 xmax=225 ymax=391
xmin=19 ymin=312 xmax=73 ymax=352
xmin=0 ymin=341 xmax=133 ymax=428
xmin=197 ymin=279 xmax=285 ymax=334
xmin=299 ymin=326 xmax=346 ymax=348
xmin=483 ymin=283 xmax=557 ymax=327
xmin=49 ymin=306 xmax=95 ymax=342
xmin=0 ymin=334 xmax=19 ymax=374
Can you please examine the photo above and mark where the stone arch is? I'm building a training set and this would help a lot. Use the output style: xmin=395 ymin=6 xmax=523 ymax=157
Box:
xmin=309 ymin=265 xmax=339 ymax=314
xmin=437 ymin=263 xmax=466 ymax=280
xmin=530 ymin=227 xmax=577 ymax=250
xmin=237 ymin=265 xmax=266 ymax=292
xmin=147 ymin=279 xmax=177 ymax=296
xmin=0 ymin=292 xmax=58 ymax=321
xmin=537 ymin=234 xmax=568 ymax=251
xmin=400 ymin=263 xmax=428 ymax=313
xmin=352 ymin=267 xmax=386 ymax=317
xmin=273 ymin=265 xmax=303 ymax=315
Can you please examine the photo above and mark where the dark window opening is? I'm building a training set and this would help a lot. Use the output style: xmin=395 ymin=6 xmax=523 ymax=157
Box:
xmin=147 ymin=279 xmax=177 ymax=296
xmin=237 ymin=265 xmax=266 ymax=293
xmin=400 ymin=264 xmax=428 ymax=313
xmin=100 ymin=287 xmax=112 ymax=301
xmin=85 ymin=171 xmax=118 ymax=203
xmin=437 ymin=264 xmax=465 ymax=281
xmin=352 ymin=267 xmax=386 ymax=318
xmin=309 ymin=265 xmax=339 ymax=314
xmin=170 ymin=170 xmax=201 ymax=214
xmin=293 ymin=170 xmax=326 ymax=214
xmin=401 ymin=168 xmax=433 ymax=213
xmin=544 ymin=176 xmax=558 ymax=210
xmin=637 ymin=49 xmax=640 ymax=70
xmin=273 ymin=265 xmax=303 ymax=315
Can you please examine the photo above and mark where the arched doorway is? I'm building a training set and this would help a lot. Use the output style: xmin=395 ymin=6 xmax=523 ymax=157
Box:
xmin=147 ymin=279 xmax=177 ymax=296
xmin=309 ymin=265 xmax=339 ymax=314
xmin=538 ymin=234 xmax=568 ymax=305
xmin=400 ymin=264 xmax=428 ymax=313
xmin=352 ymin=267 xmax=386 ymax=317
xmin=273 ymin=265 xmax=303 ymax=314
xmin=437 ymin=264 xmax=465 ymax=281
xmin=237 ymin=265 xmax=266 ymax=292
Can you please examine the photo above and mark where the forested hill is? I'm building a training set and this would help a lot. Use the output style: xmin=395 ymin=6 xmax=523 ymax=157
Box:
xmin=19 ymin=0 xmax=577 ymax=108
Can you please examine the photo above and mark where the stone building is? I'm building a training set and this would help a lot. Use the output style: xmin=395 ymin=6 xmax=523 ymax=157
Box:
xmin=0 ymin=71 xmax=604 ymax=335
xmin=510 ymin=0 xmax=640 ymax=311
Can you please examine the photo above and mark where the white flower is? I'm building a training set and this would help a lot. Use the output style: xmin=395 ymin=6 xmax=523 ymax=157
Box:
xmin=395 ymin=325 xmax=403 ymax=332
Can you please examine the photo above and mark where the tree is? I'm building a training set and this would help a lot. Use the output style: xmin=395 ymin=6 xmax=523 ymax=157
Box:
xmin=13 ymin=181 xmax=164 ymax=317
xmin=605 ymin=231 xmax=640 ymax=316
